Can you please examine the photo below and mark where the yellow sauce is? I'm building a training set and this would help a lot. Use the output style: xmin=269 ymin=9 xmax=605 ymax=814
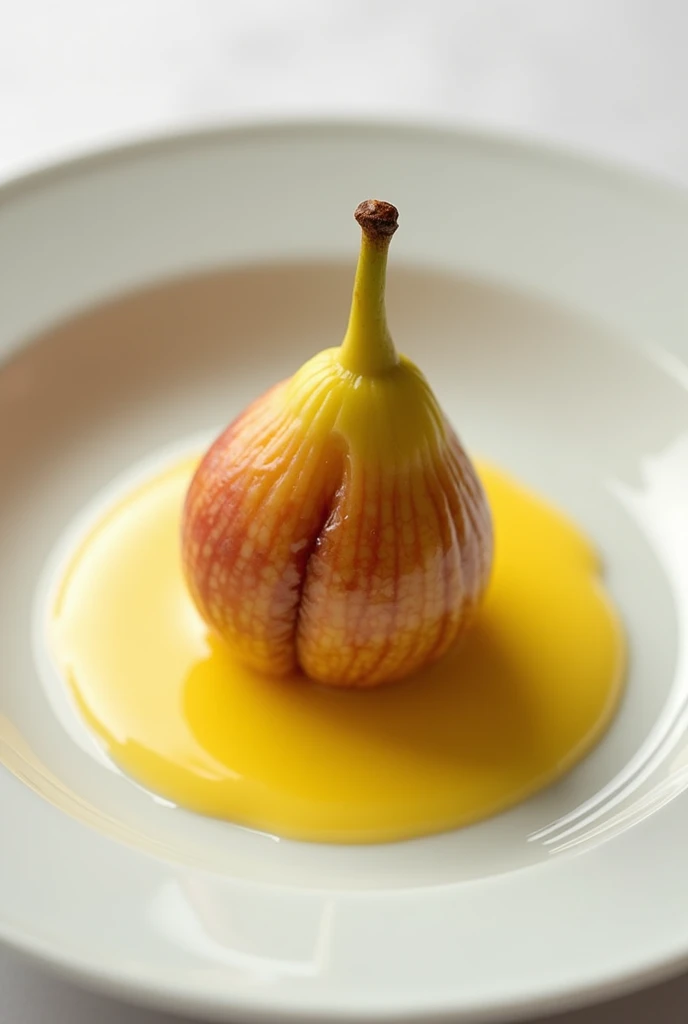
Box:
xmin=50 ymin=458 xmax=625 ymax=844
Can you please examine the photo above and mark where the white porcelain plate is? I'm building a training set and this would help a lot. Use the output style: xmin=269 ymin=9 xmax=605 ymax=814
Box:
xmin=2 ymin=123 xmax=688 ymax=1023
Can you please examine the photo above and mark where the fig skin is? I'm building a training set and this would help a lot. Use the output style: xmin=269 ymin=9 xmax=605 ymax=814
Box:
xmin=182 ymin=201 xmax=493 ymax=687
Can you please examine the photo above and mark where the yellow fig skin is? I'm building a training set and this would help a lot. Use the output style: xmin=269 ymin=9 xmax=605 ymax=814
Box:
xmin=182 ymin=201 xmax=493 ymax=687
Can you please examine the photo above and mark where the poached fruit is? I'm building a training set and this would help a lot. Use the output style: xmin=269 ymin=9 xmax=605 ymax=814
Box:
xmin=182 ymin=201 xmax=493 ymax=687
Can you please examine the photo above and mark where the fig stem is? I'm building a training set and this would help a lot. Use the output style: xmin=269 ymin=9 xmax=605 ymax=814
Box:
xmin=338 ymin=200 xmax=399 ymax=376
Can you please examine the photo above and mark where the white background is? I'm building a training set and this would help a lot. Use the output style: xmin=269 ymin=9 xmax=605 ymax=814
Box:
xmin=1 ymin=1 xmax=688 ymax=1021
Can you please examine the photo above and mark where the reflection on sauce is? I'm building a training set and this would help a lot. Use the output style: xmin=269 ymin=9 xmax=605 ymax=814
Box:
xmin=50 ymin=458 xmax=625 ymax=844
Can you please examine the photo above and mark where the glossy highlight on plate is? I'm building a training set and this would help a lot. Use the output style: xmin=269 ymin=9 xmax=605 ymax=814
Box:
xmin=50 ymin=455 xmax=625 ymax=844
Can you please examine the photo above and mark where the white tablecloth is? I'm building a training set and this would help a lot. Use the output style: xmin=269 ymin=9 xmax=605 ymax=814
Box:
xmin=1 ymin=1 xmax=687 ymax=1021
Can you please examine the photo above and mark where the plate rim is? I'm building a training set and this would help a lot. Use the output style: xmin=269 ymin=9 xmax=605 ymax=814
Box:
xmin=2 ymin=912 xmax=688 ymax=1024
xmin=3 ymin=114 xmax=688 ymax=214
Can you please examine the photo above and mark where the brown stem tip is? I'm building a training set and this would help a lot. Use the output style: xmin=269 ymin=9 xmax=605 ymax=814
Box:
xmin=354 ymin=199 xmax=399 ymax=242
